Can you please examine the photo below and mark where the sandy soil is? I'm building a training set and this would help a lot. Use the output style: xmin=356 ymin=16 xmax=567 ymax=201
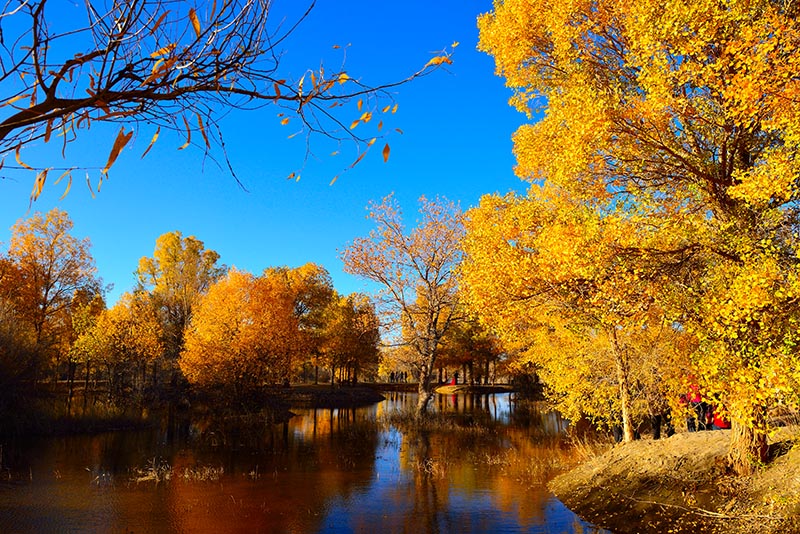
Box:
xmin=549 ymin=428 xmax=800 ymax=533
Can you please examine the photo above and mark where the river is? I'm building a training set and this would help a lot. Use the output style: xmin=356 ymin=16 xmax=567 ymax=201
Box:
xmin=0 ymin=392 xmax=610 ymax=533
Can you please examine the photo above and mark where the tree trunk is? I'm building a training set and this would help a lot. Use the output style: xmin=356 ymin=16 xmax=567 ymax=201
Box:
xmin=728 ymin=413 xmax=769 ymax=476
xmin=83 ymin=360 xmax=91 ymax=413
xmin=415 ymin=361 xmax=436 ymax=418
xmin=66 ymin=360 xmax=76 ymax=416
xmin=610 ymin=329 xmax=636 ymax=443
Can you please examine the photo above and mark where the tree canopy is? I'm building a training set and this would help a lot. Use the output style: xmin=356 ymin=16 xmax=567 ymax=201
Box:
xmin=342 ymin=194 xmax=464 ymax=417
xmin=474 ymin=0 xmax=800 ymax=473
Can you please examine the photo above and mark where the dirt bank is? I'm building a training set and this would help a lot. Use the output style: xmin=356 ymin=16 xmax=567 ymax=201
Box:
xmin=550 ymin=428 xmax=800 ymax=533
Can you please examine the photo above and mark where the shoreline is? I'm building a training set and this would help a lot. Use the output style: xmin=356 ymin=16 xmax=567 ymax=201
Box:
xmin=549 ymin=428 xmax=800 ymax=533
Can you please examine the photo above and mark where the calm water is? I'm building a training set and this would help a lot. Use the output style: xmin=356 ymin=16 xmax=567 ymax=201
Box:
xmin=0 ymin=392 xmax=609 ymax=533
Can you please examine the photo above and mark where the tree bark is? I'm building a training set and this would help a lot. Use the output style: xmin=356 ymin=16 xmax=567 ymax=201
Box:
xmin=415 ymin=361 xmax=435 ymax=418
xmin=611 ymin=328 xmax=636 ymax=443
xmin=728 ymin=413 xmax=769 ymax=476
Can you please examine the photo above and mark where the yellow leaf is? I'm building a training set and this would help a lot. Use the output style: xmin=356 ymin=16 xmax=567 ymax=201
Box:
xmin=382 ymin=143 xmax=390 ymax=163
xmin=338 ymin=73 xmax=349 ymax=84
xmin=178 ymin=115 xmax=191 ymax=150
xmin=31 ymin=168 xmax=48 ymax=200
xmin=357 ymin=99 xmax=363 ymax=111
xmin=151 ymin=11 xmax=169 ymax=35
xmin=451 ymin=41 xmax=459 ymax=48
xmin=360 ymin=111 xmax=372 ymax=123
xmin=197 ymin=113 xmax=209 ymax=148
xmin=392 ymin=103 xmax=398 ymax=114
xmin=350 ymin=119 xmax=360 ymax=130
xmin=15 ymin=145 xmax=32 ymax=170
xmin=189 ymin=8 xmax=201 ymax=38
xmin=102 ymin=127 xmax=133 ymax=174
xmin=53 ymin=168 xmax=71 ymax=185
xmin=329 ymin=175 xmax=339 ymax=186
xmin=425 ymin=55 xmax=453 ymax=68
xmin=368 ymin=137 xmax=376 ymax=146
xmin=349 ymin=152 xmax=367 ymax=169
xmin=141 ymin=126 xmax=160 ymax=158
xmin=85 ymin=173 xmax=95 ymax=199
xmin=58 ymin=173 xmax=72 ymax=200
xmin=382 ymin=105 xmax=391 ymax=113
xmin=150 ymin=43 xmax=176 ymax=58
xmin=44 ymin=119 xmax=54 ymax=143
xmin=281 ymin=117 xmax=290 ymax=125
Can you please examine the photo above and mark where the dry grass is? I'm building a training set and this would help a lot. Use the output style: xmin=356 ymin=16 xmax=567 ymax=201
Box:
xmin=131 ymin=458 xmax=225 ymax=484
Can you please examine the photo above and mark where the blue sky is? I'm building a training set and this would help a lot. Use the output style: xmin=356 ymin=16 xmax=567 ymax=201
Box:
xmin=0 ymin=0 xmax=527 ymax=305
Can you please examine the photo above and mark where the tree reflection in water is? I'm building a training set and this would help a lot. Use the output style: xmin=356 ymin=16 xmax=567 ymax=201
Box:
xmin=0 ymin=392 xmax=608 ymax=533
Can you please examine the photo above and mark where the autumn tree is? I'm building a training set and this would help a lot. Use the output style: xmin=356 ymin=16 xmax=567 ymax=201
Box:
xmin=437 ymin=314 xmax=502 ymax=386
xmin=7 ymin=208 xmax=99 ymax=382
xmin=135 ymin=230 xmax=224 ymax=385
xmin=73 ymin=291 xmax=163 ymax=404
xmin=180 ymin=269 xmax=301 ymax=399
xmin=0 ymin=0 xmax=454 ymax=199
xmin=64 ymin=289 xmax=105 ymax=414
xmin=319 ymin=292 xmax=381 ymax=385
xmin=461 ymin=189 xmax=690 ymax=442
xmin=265 ymin=263 xmax=335 ymax=381
xmin=342 ymin=194 xmax=464 ymax=418
xmin=478 ymin=0 xmax=800 ymax=473
xmin=0 ymin=255 xmax=36 ymax=418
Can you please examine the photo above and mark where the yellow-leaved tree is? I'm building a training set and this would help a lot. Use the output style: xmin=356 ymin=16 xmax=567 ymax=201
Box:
xmin=319 ymin=293 xmax=381 ymax=385
xmin=478 ymin=0 xmax=800 ymax=473
xmin=461 ymin=187 xmax=691 ymax=442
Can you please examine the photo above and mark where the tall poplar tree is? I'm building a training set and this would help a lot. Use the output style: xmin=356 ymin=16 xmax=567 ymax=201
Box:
xmin=477 ymin=0 xmax=800 ymax=474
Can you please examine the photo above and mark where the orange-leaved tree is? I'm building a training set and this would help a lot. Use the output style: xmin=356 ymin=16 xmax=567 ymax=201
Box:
xmin=478 ymin=0 xmax=800 ymax=473
xmin=341 ymin=194 xmax=464 ymax=418
xmin=265 ymin=263 xmax=335 ymax=382
xmin=180 ymin=268 xmax=302 ymax=399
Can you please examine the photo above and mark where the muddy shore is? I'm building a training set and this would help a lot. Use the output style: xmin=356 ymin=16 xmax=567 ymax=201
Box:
xmin=549 ymin=428 xmax=800 ymax=533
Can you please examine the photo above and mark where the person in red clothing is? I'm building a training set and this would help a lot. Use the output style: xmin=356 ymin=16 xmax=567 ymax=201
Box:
xmin=683 ymin=383 xmax=712 ymax=431
xmin=710 ymin=404 xmax=731 ymax=430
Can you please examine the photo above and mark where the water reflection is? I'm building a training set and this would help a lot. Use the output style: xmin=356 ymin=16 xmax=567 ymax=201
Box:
xmin=0 ymin=392 xmax=608 ymax=533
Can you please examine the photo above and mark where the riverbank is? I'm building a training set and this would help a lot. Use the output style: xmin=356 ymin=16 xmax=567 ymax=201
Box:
xmin=434 ymin=384 xmax=514 ymax=394
xmin=277 ymin=384 xmax=386 ymax=408
xmin=549 ymin=427 xmax=800 ymax=533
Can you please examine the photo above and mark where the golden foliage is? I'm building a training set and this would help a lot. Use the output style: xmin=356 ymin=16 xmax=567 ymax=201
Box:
xmin=476 ymin=0 xmax=800 ymax=466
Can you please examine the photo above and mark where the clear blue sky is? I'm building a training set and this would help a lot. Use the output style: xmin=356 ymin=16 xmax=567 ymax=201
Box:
xmin=0 ymin=0 xmax=527 ymax=305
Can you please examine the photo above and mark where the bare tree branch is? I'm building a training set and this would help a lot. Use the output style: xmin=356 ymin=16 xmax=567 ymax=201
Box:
xmin=0 ymin=0 xmax=453 ymax=198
